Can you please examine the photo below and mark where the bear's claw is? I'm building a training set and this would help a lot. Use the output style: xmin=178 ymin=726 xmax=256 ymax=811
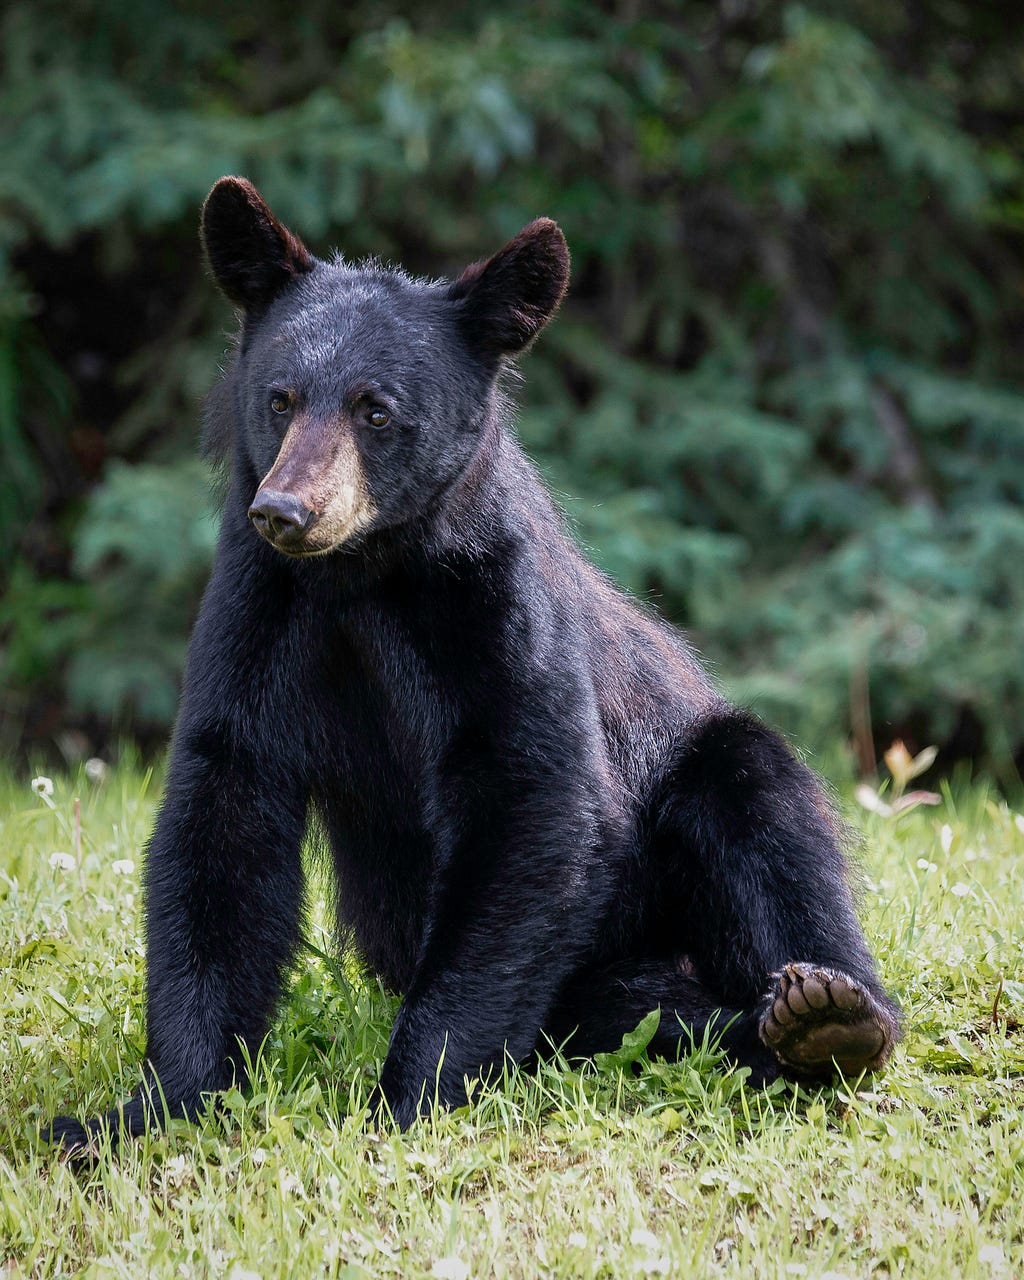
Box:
xmin=759 ymin=962 xmax=896 ymax=1078
xmin=46 ymin=1114 xmax=104 ymax=1167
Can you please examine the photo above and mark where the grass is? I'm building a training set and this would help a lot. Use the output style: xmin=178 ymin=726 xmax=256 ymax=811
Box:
xmin=1 ymin=762 xmax=1022 ymax=1279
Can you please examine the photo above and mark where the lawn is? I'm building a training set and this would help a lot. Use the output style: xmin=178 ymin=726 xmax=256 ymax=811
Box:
xmin=1 ymin=762 xmax=1022 ymax=1279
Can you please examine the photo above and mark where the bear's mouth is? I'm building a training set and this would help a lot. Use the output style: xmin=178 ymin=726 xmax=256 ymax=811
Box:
xmin=247 ymin=493 xmax=376 ymax=557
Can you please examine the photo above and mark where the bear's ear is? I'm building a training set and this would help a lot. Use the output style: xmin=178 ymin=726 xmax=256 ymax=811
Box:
xmin=449 ymin=218 xmax=570 ymax=359
xmin=201 ymin=176 xmax=313 ymax=311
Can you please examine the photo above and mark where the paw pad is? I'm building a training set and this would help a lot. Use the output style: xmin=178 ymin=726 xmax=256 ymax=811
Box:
xmin=759 ymin=962 xmax=896 ymax=1078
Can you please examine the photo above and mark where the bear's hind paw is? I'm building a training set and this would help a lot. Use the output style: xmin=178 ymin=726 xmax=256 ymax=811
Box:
xmin=759 ymin=962 xmax=897 ymax=1079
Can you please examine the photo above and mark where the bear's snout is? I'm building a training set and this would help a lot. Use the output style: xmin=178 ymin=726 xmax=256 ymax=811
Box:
xmin=248 ymin=489 xmax=319 ymax=552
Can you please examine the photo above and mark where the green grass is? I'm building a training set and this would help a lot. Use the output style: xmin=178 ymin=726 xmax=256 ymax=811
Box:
xmin=1 ymin=764 xmax=1022 ymax=1279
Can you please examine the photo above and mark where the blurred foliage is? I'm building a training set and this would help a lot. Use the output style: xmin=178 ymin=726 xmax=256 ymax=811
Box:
xmin=1 ymin=0 xmax=1023 ymax=776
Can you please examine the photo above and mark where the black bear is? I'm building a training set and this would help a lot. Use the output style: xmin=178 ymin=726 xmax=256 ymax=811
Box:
xmin=49 ymin=177 xmax=901 ymax=1156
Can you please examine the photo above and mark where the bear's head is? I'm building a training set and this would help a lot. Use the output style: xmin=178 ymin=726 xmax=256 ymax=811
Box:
xmin=201 ymin=176 xmax=569 ymax=557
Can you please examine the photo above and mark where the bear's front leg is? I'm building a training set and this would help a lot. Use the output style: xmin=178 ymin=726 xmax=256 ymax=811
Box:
xmin=372 ymin=738 xmax=616 ymax=1128
xmin=48 ymin=727 xmax=308 ymax=1159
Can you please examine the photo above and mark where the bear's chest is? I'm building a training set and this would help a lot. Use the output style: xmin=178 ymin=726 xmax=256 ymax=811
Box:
xmin=306 ymin=605 xmax=458 ymax=989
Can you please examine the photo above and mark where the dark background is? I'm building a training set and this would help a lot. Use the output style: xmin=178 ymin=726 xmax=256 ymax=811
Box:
xmin=2 ymin=1 xmax=1023 ymax=782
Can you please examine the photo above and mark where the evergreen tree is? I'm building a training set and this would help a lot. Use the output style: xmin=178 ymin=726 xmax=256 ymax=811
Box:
xmin=2 ymin=1 xmax=1022 ymax=776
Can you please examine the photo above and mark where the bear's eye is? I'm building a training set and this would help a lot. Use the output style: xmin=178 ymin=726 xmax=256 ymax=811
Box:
xmin=367 ymin=409 xmax=390 ymax=430
xmin=269 ymin=392 xmax=290 ymax=415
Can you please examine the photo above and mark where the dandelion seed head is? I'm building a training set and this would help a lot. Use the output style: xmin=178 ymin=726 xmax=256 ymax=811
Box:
xmin=85 ymin=758 xmax=108 ymax=784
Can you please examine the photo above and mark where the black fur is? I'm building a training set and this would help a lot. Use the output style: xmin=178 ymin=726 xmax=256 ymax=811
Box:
xmin=48 ymin=179 xmax=900 ymax=1155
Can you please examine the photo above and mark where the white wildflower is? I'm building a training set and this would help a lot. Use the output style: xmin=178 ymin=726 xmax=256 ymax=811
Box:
xmin=49 ymin=852 xmax=76 ymax=871
xmin=916 ymin=858 xmax=937 ymax=872
xmin=251 ymin=1147 xmax=269 ymax=1166
xmin=112 ymin=859 xmax=135 ymax=876
xmin=431 ymin=1259 xmax=470 ymax=1280
xmin=32 ymin=776 xmax=54 ymax=798
xmin=951 ymin=882 xmax=970 ymax=898
xmin=568 ymin=1232 xmax=587 ymax=1249
xmin=940 ymin=824 xmax=954 ymax=854
xmin=855 ymin=784 xmax=892 ymax=817
xmin=630 ymin=1229 xmax=660 ymax=1250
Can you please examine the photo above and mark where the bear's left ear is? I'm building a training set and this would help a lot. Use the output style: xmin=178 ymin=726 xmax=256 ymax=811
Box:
xmin=449 ymin=219 xmax=570 ymax=359
xmin=201 ymin=176 xmax=313 ymax=312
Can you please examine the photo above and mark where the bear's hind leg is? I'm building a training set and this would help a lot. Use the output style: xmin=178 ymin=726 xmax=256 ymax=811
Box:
xmin=650 ymin=709 xmax=901 ymax=1082
xmin=544 ymin=957 xmax=781 ymax=1084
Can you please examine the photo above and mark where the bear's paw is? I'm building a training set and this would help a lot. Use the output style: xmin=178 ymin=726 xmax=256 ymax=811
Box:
xmin=759 ymin=962 xmax=896 ymax=1078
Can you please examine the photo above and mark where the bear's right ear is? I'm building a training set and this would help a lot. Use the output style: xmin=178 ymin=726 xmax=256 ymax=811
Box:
xmin=201 ymin=176 xmax=313 ymax=312
xmin=449 ymin=218 xmax=570 ymax=360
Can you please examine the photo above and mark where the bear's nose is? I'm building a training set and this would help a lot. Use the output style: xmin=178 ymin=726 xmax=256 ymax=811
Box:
xmin=248 ymin=490 xmax=318 ymax=549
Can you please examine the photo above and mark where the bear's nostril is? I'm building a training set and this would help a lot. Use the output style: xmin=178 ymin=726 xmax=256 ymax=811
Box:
xmin=248 ymin=490 xmax=317 ymax=549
